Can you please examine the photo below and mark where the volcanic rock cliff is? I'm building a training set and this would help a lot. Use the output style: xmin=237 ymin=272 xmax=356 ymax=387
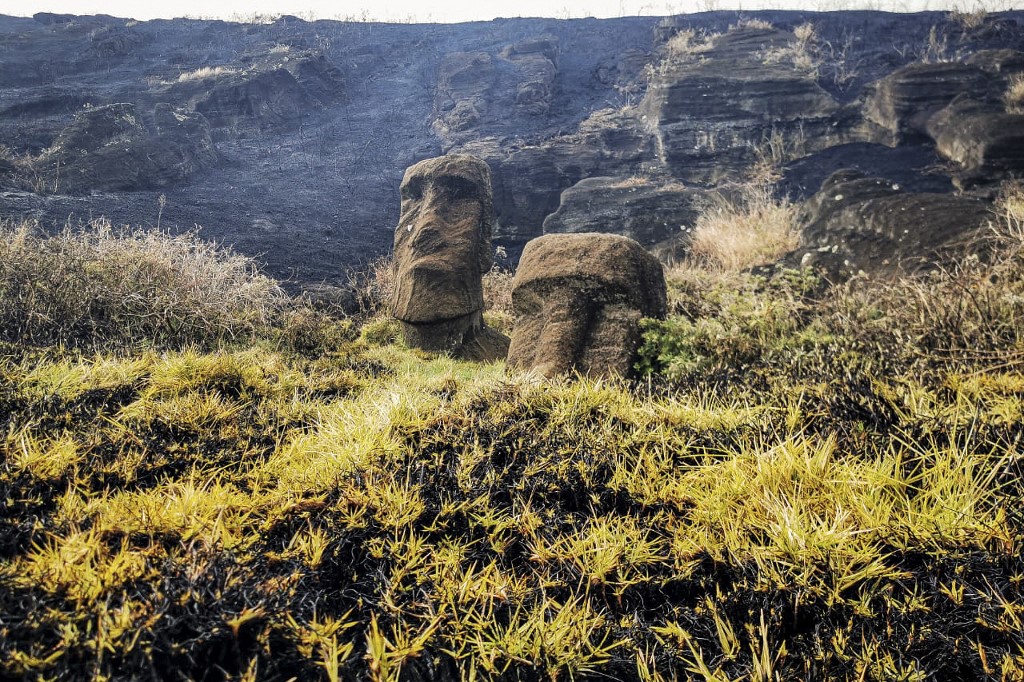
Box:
xmin=0 ymin=10 xmax=1022 ymax=285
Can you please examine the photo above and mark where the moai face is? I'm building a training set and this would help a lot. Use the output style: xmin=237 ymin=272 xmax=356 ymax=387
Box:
xmin=507 ymin=233 xmax=667 ymax=378
xmin=391 ymin=155 xmax=495 ymax=350
xmin=511 ymin=282 xmax=644 ymax=377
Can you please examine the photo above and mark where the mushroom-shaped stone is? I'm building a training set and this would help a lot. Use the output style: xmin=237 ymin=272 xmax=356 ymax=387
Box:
xmin=508 ymin=233 xmax=666 ymax=378
xmin=391 ymin=154 xmax=509 ymax=361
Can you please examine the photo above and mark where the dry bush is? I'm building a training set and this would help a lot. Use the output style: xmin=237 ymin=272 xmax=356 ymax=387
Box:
xmin=918 ymin=25 xmax=952 ymax=63
xmin=610 ymin=175 xmax=651 ymax=189
xmin=0 ymin=219 xmax=287 ymax=348
xmin=347 ymin=254 xmax=395 ymax=318
xmin=760 ymin=22 xmax=821 ymax=75
xmin=664 ymin=28 xmax=716 ymax=61
xmin=685 ymin=183 xmax=799 ymax=272
xmin=175 ymin=65 xmax=236 ymax=83
xmin=1001 ymin=181 xmax=1024 ymax=235
xmin=483 ymin=265 xmax=516 ymax=334
xmin=1005 ymin=75 xmax=1024 ymax=114
xmin=948 ymin=6 xmax=987 ymax=31
xmin=732 ymin=17 xmax=774 ymax=30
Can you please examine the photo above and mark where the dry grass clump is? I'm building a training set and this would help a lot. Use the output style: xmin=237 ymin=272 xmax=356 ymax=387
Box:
xmin=760 ymin=22 xmax=821 ymax=75
xmin=948 ymin=6 xmax=988 ymax=31
xmin=664 ymin=28 xmax=717 ymax=62
xmin=174 ymin=65 xmax=237 ymax=82
xmin=732 ymin=17 xmax=774 ymax=30
xmin=823 ymin=191 xmax=1024 ymax=373
xmin=644 ymin=182 xmax=1024 ymax=382
xmin=347 ymin=254 xmax=396 ymax=318
xmin=1005 ymin=74 xmax=1024 ymax=114
xmin=0 ymin=219 xmax=287 ymax=349
xmin=685 ymin=183 xmax=799 ymax=271
xmin=482 ymin=266 xmax=514 ymax=316
xmin=610 ymin=174 xmax=651 ymax=188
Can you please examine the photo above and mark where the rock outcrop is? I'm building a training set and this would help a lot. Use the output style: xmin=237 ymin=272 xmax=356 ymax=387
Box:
xmin=433 ymin=36 xmax=559 ymax=149
xmin=542 ymin=176 xmax=701 ymax=248
xmin=391 ymin=154 xmax=510 ymax=361
xmin=793 ymin=170 xmax=994 ymax=279
xmin=863 ymin=62 xmax=991 ymax=143
xmin=642 ymin=26 xmax=847 ymax=183
xmin=926 ymin=96 xmax=1024 ymax=187
xmin=2 ymin=11 xmax=1024 ymax=284
xmin=34 ymin=102 xmax=217 ymax=194
xmin=507 ymin=233 xmax=666 ymax=378
xmin=470 ymin=105 xmax=657 ymax=246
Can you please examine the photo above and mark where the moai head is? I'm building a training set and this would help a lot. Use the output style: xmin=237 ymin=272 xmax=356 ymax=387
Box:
xmin=391 ymin=154 xmax=496 ymax=353
xmin=507 ymin=233 xmax=666 ymax=378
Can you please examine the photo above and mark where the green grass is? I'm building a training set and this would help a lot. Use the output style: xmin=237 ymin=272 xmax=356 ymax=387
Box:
xmin=2 ymin=212 xmax=1024 ymax=680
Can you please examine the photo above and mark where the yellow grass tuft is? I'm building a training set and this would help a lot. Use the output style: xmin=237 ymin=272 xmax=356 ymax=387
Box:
xmin=175 ymin=65 xmax=237 ymax=82
xmin=685 ymin=183 xmax=799 ymax=271
xmin=1005 ymin=74 xmax=1024 ymax=115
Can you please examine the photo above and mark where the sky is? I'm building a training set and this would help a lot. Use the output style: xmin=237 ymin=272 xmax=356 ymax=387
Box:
xmin=0 ymin=0 xmax=1014 ymax=22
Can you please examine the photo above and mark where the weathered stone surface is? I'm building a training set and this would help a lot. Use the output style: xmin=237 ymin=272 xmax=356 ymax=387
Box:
xmin=160 ymin=53 xmax=343 ymax=131
xmin=542 ymin=176 xmax=701 ymax=248
xmin=863 ymin=62 xmax=991 ymax=143
xmin=464 ymin=106 xmax=656 ymax=246
xmin=433 ymin=37 xmax=559 ymax=149
xmin=392 ymin=154 xmax=509 ymax=360
xmin=193 ymin=69 xmax=313 ymax=129
xmin=927 ymin=96 xmax=1024 ymax=187
xmin=642 ymin=27 xmax=846 ymax=183
xmin=966 ymin=49 xmax=1024 ymax=77
xmin=508 ymin=233 xmax=666 ymax=378
xmin=793 ymin=169 xmax=993 ymax=279
xmin=34 ymin=102 xmax=217 ymax=194
xmin=87 ymin=24 xmax=141 ymax=58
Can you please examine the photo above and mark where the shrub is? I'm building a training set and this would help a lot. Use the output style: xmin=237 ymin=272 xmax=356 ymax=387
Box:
xmin=174 ymin=65 xmax=237 ymax=83
xmin=685 ymin=182 xmax=800 ymax=271
xmin=760 ymin=22 xmax=822 ymax=75
xmin=1005 ymin=74 xmax=1024 ymax=114
xmin=664 ymin=28 xmax=716 ymax=62
xmin=347 ymin=254 xmax=395 ymax=318
xmin=0 ymin=219 xmax=287 ymax=349
xmin=642 ymin=183 xmax=1024 ymax=382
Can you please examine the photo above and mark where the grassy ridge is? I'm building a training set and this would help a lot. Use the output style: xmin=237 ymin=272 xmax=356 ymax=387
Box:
xmin=1 ymin=204 xmax=1024 ymax=680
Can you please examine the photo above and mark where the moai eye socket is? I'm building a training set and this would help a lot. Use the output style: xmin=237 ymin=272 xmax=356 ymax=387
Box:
xmin=402 ymin=176 xmax=424 ymax=201
xmin=441 ymin=176 xmax=477 ymax=201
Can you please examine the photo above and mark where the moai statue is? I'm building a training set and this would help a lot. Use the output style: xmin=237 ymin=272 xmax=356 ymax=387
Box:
xmin=391 ymin=154 xmax=509 ymax=361
xmin=507 ymin=233 xmax=667 ymax=378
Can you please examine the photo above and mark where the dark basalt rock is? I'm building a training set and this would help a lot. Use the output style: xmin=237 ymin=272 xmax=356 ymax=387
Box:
xmin=192 ymin=69 xmax=314 ymax=129
xmin=863 ymin=61 xmax=992 ymax=144
xmin=465 ymin=105 xmax=656 ymax=247
xmin=966 ymin=49 xmax=1024 ymax=77
xmin=433 ymin=37 xmax=559 ymax=149
xmin=642 ymin=27 xmax=847 ymax=183
xmin=927 ymin=96 xmax=1024 ymax=187
xmin=508 ymin=232 xmax=666 ymax=378
xmin=88 ymin=24 xmax=141 ymax=58
xmin=542 ymin=176 xmax=701 ymax=249
xmin=34 ymin=102 xmax=217 ymax=194
xmin=793 ymin=170 xmax=994 ymax=280
xmin=160 ymin=52 xmax=343 ymax=131
xmin=2 ymin=11 xmax=1024 ymax=285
